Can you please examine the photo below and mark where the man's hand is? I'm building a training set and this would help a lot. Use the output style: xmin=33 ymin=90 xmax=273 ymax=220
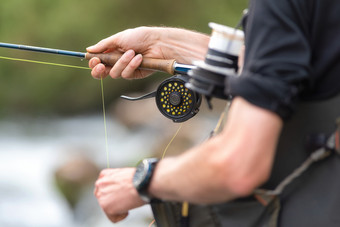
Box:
xmin=87 ymin=27 xmax=161 ymax=80
xmin=94 ymin=168 xmax=146 ymax=223
xmin=87 ymin=26 xmax=209 ymax=80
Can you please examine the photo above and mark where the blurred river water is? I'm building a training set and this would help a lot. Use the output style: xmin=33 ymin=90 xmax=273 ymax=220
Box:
xmin=0 ymin=115 xmax=155 ymax=227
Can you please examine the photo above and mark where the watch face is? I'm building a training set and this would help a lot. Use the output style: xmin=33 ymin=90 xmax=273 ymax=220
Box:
xmin=133 ymin=160 xmax=148 ymax=189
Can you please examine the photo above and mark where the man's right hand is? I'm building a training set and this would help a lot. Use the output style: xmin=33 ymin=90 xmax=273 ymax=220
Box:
xmin=87 ymin=27 xmax=162 ymax=80
xmin=87 ymin=26 xmax=210 ymax=80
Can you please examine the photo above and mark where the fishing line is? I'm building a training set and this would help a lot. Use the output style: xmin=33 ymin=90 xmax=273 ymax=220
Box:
xmin=100 ymin=77 xmax=110 ymax=168
xmin=148 ymin=123 xmax=183 ymax=227
xmin=0 ymin=54 xmax=111 ymax=168
xmin=161 ymin=123 xmax=183 ymax=159
xmin=0 ymin=48 xmax=189 ymax=225
xmin=0 ymin=55 xmax=90 ymax=70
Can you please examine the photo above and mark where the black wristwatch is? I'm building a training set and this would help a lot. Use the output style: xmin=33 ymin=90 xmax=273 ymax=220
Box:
xmin=133 ymin=158 xmax=159 ymax=203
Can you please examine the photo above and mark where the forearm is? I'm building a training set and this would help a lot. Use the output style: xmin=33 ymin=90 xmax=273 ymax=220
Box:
xmin=152 ymin=27 xmax=210 ymax=64
xmin=149 ymin=136 xmax=239 ymax=204
xmin=148 ymin=97 xmax=282 ymax=204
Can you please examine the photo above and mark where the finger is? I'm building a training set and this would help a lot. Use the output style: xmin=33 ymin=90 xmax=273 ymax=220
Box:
xmin=89 ymin=57 xmax=111 ymax=79
xmin=109 ymin=213 xmax=129 ymax=223
xmin=121 ymin=54 xmax=143 ymax=79
xmin=87 ymin=35 xmax=118 ymax=53
xmin=98 ymin=168 xmax=118 ymax=180
xmin=89 ymin=57 xmax=101 ymax=69
xmin=99 ymin=168 xmax=114 ymax=177
xmin=109 ymin=49 xmax=135 ymax=79
xmin=91 ymin=64 xmax=111 ymax=79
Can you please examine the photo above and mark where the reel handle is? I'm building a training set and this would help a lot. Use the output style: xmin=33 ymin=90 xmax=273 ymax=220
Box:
xmin=85 ymin=52 xmax=176 ymax=75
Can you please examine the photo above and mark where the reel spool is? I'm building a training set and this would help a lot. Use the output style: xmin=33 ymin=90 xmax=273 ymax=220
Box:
xmin=121 ymin=75 xmax=202 ymax=123
xmin=186 ymin=22 xmax=244 ymax=101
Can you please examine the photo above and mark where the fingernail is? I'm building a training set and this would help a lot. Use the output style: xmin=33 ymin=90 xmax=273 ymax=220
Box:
xmin=86 ymin=45 xmax=95 ymax=51
xmin=96 ymin=66 xmax=104 ymax=74
xmin=135 ymin=54 xmax=142 ymax=60
xmin=125 ymin=49 xmax=135 ymax=57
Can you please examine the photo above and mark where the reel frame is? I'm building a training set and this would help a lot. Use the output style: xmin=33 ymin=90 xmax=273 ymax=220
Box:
xmin=121 ymin=75 xmax=202 ymax=123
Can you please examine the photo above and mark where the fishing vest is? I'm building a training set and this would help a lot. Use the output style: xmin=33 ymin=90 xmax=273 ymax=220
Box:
xmin=151 ymin=92 xmax=340 ymax=227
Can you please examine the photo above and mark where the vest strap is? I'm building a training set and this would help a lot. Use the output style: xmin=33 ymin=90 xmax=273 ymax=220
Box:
xmin=336 ymin=117 xmax=340 ymax=154
xmin=255 ymin=121 xmax=339 ymax=198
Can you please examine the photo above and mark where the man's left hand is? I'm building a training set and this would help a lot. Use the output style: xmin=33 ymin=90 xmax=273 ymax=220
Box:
xmin=94 ymin=168 xmax=146 ymax=223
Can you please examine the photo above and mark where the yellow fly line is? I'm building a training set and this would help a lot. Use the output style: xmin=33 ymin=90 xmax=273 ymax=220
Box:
xmin=0 ymin=55 xmax=91 ymax=70
xmin=100 ymin=77 xmax=110 ymax=168
xmin=0 ymin=55 xmax=110 ymax=167
xmin=0 ymin=53 xmax=193 ymax=226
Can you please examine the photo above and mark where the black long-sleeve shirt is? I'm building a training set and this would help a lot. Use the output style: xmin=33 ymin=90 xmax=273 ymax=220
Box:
xmin=219 ymin=1 xmax=340 ymax=226
xmin=227 ymin=0 xmax=340 ymax=120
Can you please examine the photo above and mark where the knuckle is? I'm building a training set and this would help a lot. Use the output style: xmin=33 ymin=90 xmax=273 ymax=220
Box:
xmin=100 ymin=169 xmax=108 ymax=176
xmin=119 ymin=57 xmax=131 ymax=65
xmin=109 ymin=68 xmax=121 ymax=79
xmin=89 ymin=58 xmax=100 ymax=68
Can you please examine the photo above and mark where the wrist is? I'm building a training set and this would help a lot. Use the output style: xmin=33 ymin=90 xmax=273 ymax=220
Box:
xmin=157 ymin=27 xmax=210 ymax=63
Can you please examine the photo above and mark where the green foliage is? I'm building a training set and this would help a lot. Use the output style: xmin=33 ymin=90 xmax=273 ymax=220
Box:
xmin=0 ymin=0 xmax=248 ymax=117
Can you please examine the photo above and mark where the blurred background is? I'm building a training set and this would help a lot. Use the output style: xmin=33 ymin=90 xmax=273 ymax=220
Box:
xmin=0 ymin=0 xmax=248 ymax=226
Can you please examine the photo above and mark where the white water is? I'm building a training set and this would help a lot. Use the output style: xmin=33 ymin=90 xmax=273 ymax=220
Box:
xmin=0 ymin=116 xmax=154 ymax=227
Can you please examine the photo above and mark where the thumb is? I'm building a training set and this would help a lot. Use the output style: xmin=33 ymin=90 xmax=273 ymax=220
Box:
xmin=86 ymin=43 xmax=106 ymax=53
xmin=87 ymin=35 xmax=118 ymax=53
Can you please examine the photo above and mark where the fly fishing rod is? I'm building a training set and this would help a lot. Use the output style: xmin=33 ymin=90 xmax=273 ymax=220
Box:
xmin=0 ymin=42 xmax=194 ymax=75
xmin=0 ymin=41 xmax=202 ymax=123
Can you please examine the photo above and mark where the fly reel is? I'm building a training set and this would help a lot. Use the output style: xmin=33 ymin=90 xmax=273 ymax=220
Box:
xmin=186 ymin=22 xmax=244 ymax=102
xmin=121 ymin=75 xmax=202 ymax=123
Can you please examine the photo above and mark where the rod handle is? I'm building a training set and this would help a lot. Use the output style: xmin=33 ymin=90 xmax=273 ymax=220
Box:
xmin=85 ymin=52 xmax=176 ymax=75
